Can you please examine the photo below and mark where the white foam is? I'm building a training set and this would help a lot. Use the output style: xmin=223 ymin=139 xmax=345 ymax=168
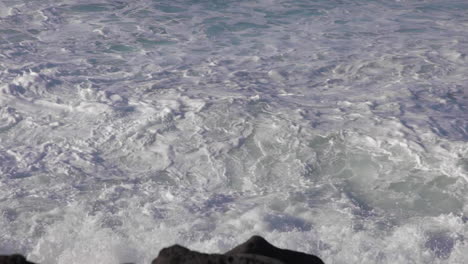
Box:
xmin=0 ymin=0 xmax=467 ymax=263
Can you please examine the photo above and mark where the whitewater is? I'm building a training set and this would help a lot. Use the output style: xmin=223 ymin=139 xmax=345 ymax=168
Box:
xmin=0 ymin=0 xmax=467 ymax=263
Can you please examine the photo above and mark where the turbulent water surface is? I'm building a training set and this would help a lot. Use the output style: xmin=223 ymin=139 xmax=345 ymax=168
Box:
xmin=0 ymin=0 xmax=467 ymax=263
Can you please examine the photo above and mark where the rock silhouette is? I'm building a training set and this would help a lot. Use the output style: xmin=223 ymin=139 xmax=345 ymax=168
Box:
xmin=1 ymin=236 xmax=324 ymax=264
xmin=226 ymin=236 xmax=324 ymax=264
xmin=152 ymin=235 xmax=324 ymax=264
xmin=152 ymin=244 xmax=283 ymax=264
xmin=0 ymin=254 xmax=35 ymax=264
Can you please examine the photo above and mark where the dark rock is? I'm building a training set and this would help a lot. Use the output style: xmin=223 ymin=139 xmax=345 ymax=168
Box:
xmin=152 ymin=244 xmax=283 ymax=264
xmin=152 ymin=236 xmax=324 ymax=264
xmin=0 ymin=254 xmax=35 ymax=264
xmin=226 ymin=236 xmax=324 ymax=264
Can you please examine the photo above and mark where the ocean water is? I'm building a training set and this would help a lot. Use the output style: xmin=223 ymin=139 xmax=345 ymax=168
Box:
xmin=0 ymin=0 xmax=467 ymax=263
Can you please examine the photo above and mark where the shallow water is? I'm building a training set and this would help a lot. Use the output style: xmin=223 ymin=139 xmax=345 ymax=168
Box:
xmin=0 ymin=0 xmax=467 ymax=263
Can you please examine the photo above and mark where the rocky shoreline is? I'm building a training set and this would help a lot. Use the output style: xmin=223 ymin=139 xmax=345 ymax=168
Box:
xmin=0 ymin=236 xmax=324 ymax=264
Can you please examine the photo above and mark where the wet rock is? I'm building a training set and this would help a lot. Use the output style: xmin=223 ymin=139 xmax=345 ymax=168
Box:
xmin=152 ymin=244 xmax=283 ymax=264
xmin=0 ymin=254 xmax=35 ymax=264
xmin=226 ymin=236 xmax=324 ymax=264
xmin=152 ymin=236 xmax=324 ymax=264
